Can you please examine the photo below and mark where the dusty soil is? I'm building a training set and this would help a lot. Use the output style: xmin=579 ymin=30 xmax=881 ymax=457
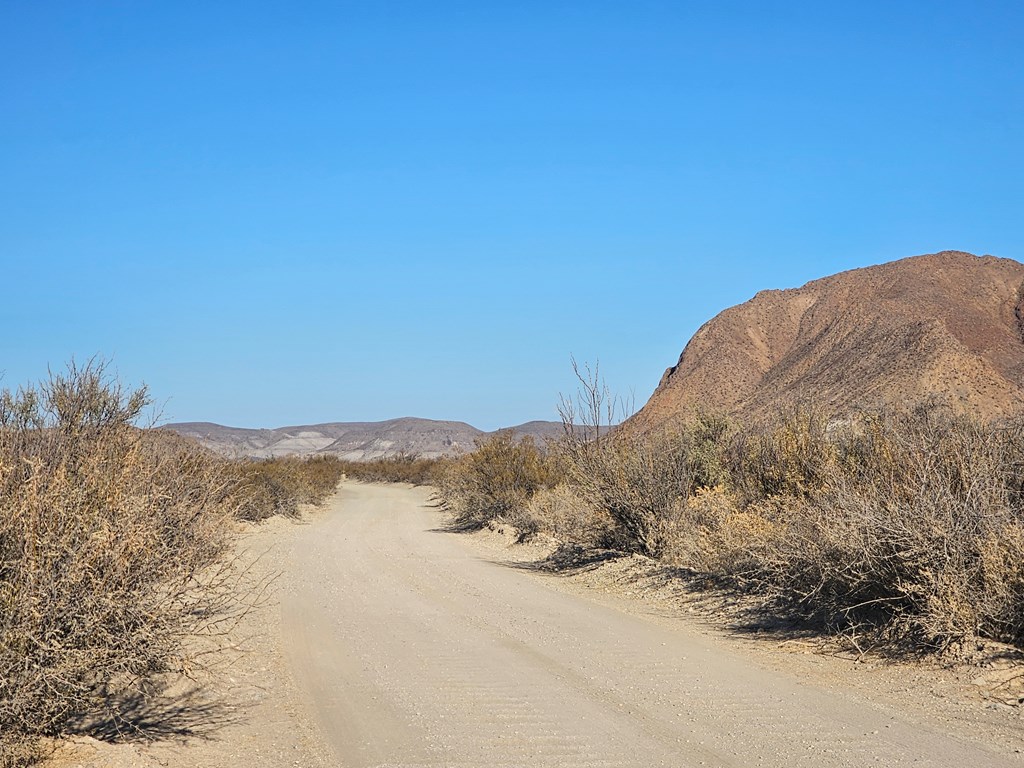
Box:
xmin=48 ymin=482 xmax=1023 ymax=767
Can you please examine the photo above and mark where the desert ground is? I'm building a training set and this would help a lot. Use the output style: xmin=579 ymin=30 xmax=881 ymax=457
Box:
xmin=51 ymin=482 xmax=1023 ymax=767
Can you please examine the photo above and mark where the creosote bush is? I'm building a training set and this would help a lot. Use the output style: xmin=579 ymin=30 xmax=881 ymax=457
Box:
xmin=435 ymin=431 xmax=561 ymax=532
xmin=0 ymin=362 xmax=348 ymax=767
xmin=231 ymin=455 xmax=345 ymax=521
xmin=728 ymin=407 xmax=837 ymax=502
xmin=0 ymin=362 xmax=240 ymax=765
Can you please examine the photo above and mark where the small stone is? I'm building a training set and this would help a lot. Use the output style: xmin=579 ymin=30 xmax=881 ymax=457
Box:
xmin=984 ymin=702 xmax=1015 ymax=713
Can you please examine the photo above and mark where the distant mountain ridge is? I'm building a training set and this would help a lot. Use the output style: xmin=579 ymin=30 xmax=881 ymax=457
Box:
xmin=633 ymin=251 xmax=1024 ymax=428
xmin=162 ymin=417 xmax=566 ymax=460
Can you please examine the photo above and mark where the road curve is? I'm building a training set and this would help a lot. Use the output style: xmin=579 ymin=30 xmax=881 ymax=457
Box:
xmin=279 ymin=482 xmax=1011 ymax=768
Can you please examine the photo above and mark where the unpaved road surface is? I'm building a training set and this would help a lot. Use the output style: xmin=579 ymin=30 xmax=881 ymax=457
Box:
xmin=279 ymin=483 xmax=1018 ymax=767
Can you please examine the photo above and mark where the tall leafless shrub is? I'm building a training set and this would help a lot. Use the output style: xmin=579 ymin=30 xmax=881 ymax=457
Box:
xmin=558 ymin=360 xmax=731 ymax=556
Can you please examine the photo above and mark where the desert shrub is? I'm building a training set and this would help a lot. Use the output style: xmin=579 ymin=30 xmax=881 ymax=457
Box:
xmin=659 ymin=486 xmax=764 ymax=574
xmin=524 ymin=485 xmax=621 ymax=548
xmin=559 ymin=412 xmax=733 ymax=557
xmin=750 ymin=408 xmax=1024 ymax=652
xmin=0 ymin=362 xmax=240 ymax=764
xmin=336 ymin=453 xmax=446 ymax=485
xmin=554 ymin=386 xmax=1024 ymax=653
xmin=728 ymin=407 xmax=837 ymax=502
xmin=231 ymin=460 xmax=303 ymax=521
xmin=436 ymin=431 xmax=561 ymax=530
xmin=230 ymin=455 xmax=344 ymax=522
xmin=289 ymin=454 xmax=348 ymax=502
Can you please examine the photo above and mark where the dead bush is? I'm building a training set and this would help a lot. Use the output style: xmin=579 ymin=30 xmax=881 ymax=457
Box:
xmin=559 ymin=413 xmax=732 ymax=557
xmin=0 ymin=362 xmax=240 ymax=764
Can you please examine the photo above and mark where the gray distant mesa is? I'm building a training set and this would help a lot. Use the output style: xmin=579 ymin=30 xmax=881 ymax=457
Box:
xmin=161 ymin=417 xmax=566 ymax=461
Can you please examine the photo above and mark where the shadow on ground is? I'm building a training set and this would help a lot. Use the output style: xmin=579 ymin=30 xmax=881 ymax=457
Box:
xmin=66 ymin=684 xmax=238 ymax=743
xmin=620 ymin=562 xmax=856 ymax=648
xmin=428 ymin=521 xmax=486 ymax=534
xmin=498 ymin=544 xmax=628 ymax=575
xmin=430 ymin=516 xmax=909 ymax=656
xmin=492 ymin=542 xmax=833 ymax=646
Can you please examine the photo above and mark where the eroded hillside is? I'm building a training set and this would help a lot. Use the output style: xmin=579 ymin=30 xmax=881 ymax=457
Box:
xmin=635 ymin=251 xmax=1024 ymax=428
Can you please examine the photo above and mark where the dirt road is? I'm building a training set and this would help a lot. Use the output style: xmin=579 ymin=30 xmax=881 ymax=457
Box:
xmin=278 ymin=483 xmax=1017 ymax=767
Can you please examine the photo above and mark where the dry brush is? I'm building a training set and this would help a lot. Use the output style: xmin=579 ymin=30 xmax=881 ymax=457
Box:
xmin=0 ymin=362 xmax=345 ymax=766
xmin=439 ymin=385 xmax=1024 ymax=656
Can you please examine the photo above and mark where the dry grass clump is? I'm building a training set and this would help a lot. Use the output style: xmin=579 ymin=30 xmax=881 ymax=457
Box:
xmin=231 ymin=455 xmax=345 ymax=522
xmin=435 ymin=431 xmax=561 ymax=533
xmin=0 ymin=362 xmax=241 ymax=765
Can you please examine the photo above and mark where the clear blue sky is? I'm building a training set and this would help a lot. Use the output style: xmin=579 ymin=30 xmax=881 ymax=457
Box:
xmin=2 ymin=2 xmax=1022 ymax=430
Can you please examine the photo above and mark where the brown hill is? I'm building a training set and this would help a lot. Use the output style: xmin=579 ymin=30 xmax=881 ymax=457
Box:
xmin=162 ymin=417 xmax=565 ymax=460
xmin=634 ymin=251 xmax=1024 ymax=428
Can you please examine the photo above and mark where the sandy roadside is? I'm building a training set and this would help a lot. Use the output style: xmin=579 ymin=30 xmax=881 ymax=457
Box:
xmin=465 ymin=522 xmax=1024 ymax=759
xmin=44 ymin=481 xmax=1024 ymax=766
xmin=44 ymin=513 xmax=335 ymax=768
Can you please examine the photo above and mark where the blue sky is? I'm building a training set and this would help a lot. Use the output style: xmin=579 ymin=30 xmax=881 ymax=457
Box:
xmin=2 ymin=1 xmax=1022 ymax=430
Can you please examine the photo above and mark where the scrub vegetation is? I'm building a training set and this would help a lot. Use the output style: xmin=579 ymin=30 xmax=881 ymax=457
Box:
xmin=8 ymin=358 xmax=1024 ymax=766
xmin=436 ymin=370 xmax=1024 ymax=657
xmin=0 ymin=362 xmax=344 ymax=768
xmin=332 ymin=453 xmax=446 ymax=486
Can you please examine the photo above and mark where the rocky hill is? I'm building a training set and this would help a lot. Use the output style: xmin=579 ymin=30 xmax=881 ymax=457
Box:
xmin=634 ymin=251 xmax=1024 ymax=428
xmin=163 ymin=417 xmax=565 ymax=460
